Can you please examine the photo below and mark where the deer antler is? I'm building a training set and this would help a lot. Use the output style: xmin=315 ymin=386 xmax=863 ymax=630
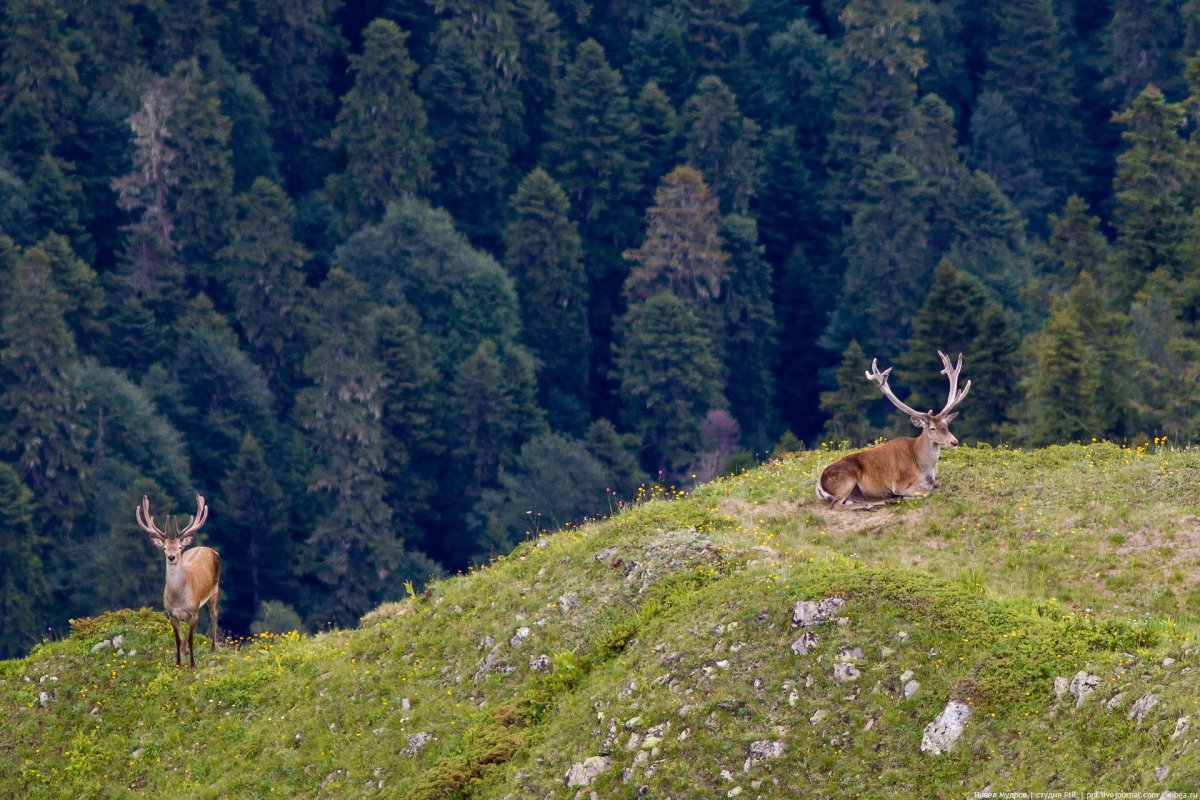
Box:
xmin=136 ymin=495 xmax=167 ymax=540
xmin=937 ymin=350 xmax=971 ymax=416
xmin=176 ymin=495 xmax=208 ymax=539
xmin=865 ymin=358 xmax=925 ymax=418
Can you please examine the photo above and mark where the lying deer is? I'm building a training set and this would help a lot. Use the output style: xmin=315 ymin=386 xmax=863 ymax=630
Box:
xmin=136 ymin=495 xmax=221 ymax=667
xmin=816 ymin=351 xmax=971 ymax=508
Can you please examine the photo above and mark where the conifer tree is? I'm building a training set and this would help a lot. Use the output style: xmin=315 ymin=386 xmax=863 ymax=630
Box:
xmin=624 ymin=166 xmax=729 ymax=332
xmin=215 ymin=433 xmax=292 ymax=633
xmin=1100 ymin=0 xmax=1184 ymax=108
xmin=0 ymin=0 xmax=85 ymax=150
xmin=759 ymin=15 xmax=834 ymax=152
xmin=325 ymin=19 xmax=432 ymax=233
xmin=584 ymin=418 xmax=646 ymax=498
xmin=627 ymin=9 xmax=695 ymax=102
xmin=218 ymin=178 xmax=311 ymax=398
xmin=615 ymin=291 xmax=724 ymax=475
xmin=631 ymin=81 xmax=679 ymax=201
xmin=36 ymin=233 xmax=104 ymax=350
xmin=754 ymin=127 xmax=821 ymax=269
xmin=967 ymin=91 xmax=1054 ymax=229
xmin=776 ymin=245 xmax=835 ymax=441
xmin=679 ymin=75 xmax=761 ymax=214
xmin=825 ymin=0 xmax=925 ymax=200
xmin=1044 ymin=196 xmax=1113 ymax=295
xmin=0 ymin=245 xmax=86 ymax=523
xmin=419 ymin=24 xmax=514 ymax=247
xmin=166 ymin=60 xmax=235 ymax=287
xmin=1110 ymin=85 xmax=1196 ymax=302
xmin=0 ymin=461 xmax=50 ymax=659
xmin=294 ymin=269 xmax=401 ymax=627
xmin=900 ymin=260 xmax=1020 ymax=442
xmin=1022 ymin=296 xmax=1104 ymax=446
xmin=824 ymin=153 xmax=933 ymax=361
xmin=819 ymin=340 xmax=880 ymax=445
xmin=512 ymin=0 xmax=565 ymax=153
xmin=28 ymin=153 xmax=93 ymax=264
xmin=504 ymin=168 xmax=589 ymax=432
xmin=721 ymin=213 xmax=778 ymax=450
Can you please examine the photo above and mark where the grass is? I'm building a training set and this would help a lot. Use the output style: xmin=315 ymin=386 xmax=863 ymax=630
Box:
xmin=3 ymin=442 xmax=1200 ymax=797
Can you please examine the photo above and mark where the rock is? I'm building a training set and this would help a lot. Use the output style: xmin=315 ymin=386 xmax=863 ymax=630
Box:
xmin=1156 ymin=766 xmax=1170 ymax=782
xmin=900 ymin=670 xmax=914 ymax=683
xmin=565 ymin=756 xmax=612 ymax=788
xmin=836 ymin=646 xmax=864 ymax=663
xmin=903 ymin=680 xmax=920 ymax=698
xmin=833 ymin=662 xmax=860 ymax=683
xmin=404 ymin=732 xmax=433 ymax=757
xmin=1172 ymin=716 xmax=1191 ymax=740
xmin=895 ymin=631 xmax=910 ymax=645
xmin=744 ymin=740 xmax=785 ymax=772
xmin=880 ymin=646 xmax=896 ymax=658
xmin=1053 ymin=676 xmax=1069 ymax=700
xmin=791 ymin=597 xmax=846 ymax=628
xmin=715 ymin=660 xmax=731 ymax=670
xmin=558 ymin=593 xmax=578 ymax=613
xmin=920 ymin=700 xmax=971 ymax=755
xmin=790 ymin=632 xmax=819 ymax=656
xmin=401 ymin=697 xmax=411 ymax=711
xmin=509 ymin=627 xmax=532 ymax=648
xmin=1069 ymin=672 xmax=1099 ymax=708
xmin=530 ymin=655 xmax=550 ymax=672
xmin=809 ymin=709 xmax=828 ymax=725
xmin=1129 ymin=693 xmax=1160 ymax=723
xmin=112 ymin=634 xmax=125 ymax=649
xmin=1163 ymin=657 xmax=1177 ymax=668
xmin=91 ymin=640 xmax=112 ymax=654
xmin=1105 ymin=693 xmax=1125 ymax=711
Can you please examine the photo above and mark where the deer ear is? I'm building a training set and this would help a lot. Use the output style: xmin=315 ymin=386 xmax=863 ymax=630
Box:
xmin=943 ymin=412 xmax=959 ymax=423
xmin=910 ymin=415 xmax=928 ymax=429
xmin=179 ymin=533 xmax=195 ymax=548
xmin=149 ymin=535 xmax=166 ymax=551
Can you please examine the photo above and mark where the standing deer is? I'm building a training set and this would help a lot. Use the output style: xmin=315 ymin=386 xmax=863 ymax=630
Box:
xmin=816 ymin=351 xmax=971 ymax=508
xmin=136 ymin=495 xmax=221 ymax=667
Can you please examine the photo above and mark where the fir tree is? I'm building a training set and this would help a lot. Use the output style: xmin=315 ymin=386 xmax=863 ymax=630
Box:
xmin=1022 ymin=296 xmax=1105 ymax=446
xmin=504 ymin=168 xmax=589 ymax=433
xmin=679 ymin=75 xmax=761 ymax=215
xmin=819 ymin=339 xmax=880 ymax=445
xmin=294 ymin=269 xmax=402 ymax=627
xmin=325 ymin=19 xmax=432 ymax=233
xmin=0 ymin=0 xmax=85 ymax=150
xmin=0 ymin=461 xmax=50 ymax=659
xmin=631 ymin=81 xmax=679 ymax=202
xmin=615 ymin=291 xmax=724 ymax=475
xmin=28 ymin=153 xmax=93 ymax=264
xmin=967 ymin=91 xmax=1054 ymax=229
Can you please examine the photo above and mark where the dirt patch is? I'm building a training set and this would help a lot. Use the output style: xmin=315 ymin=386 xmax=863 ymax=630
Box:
xmin=1113 ymin=516 xmax=1200 ymax=568
xmin=717 ymin=494 xmax=930 ymax=538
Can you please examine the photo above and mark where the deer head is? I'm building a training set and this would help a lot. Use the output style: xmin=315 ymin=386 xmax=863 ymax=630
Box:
xmin=136 ymin=495 xmax=208 ymax=565
xmin=865 ymin=350 xmax=971 ymax=448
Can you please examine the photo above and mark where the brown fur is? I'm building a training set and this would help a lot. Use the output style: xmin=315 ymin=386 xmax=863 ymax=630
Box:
xmin=818 ymin=416 xmax=957 ymax=508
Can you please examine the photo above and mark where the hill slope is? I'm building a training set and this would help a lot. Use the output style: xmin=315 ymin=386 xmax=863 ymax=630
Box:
xmin=3 ymin=443 xmax=1198 ymax=798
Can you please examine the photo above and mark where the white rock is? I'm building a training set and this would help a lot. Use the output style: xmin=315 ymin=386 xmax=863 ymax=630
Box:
xmin=1053 ymin=676 xmax=1069 ymax=700
xmin=920 ymin=700 xmax=971 ymax=755
xmin=1129 ymin=693 xmax=1160 ymax=723
xmin=790 ymin=632 xmax=819 ymax=656
xmin=1156 ymin=766 xmax=1170 ymax=781
xmin=509 ymin=627 xmax=532 ymax=647
xmin=903 ymin=680 xmax=920 ymax=698
xmin=833 ymin=662 xmax=860 ymax=683
xmin=809 ymin=709 xmax=828 ymax=725
xmin=791 ymin=597 xmax=846 ymax=627
xmin=900 ymin=670 xmax=915 ymax=683
xmin=91 ymin=640 xmax=112 ymax=654
xmin=1069 ymin=672 xmax=1099 ymax=708
xmin=745 ymin=740 xmax=784 ymax=770
xmin=565 ymin=756 xmax=612 ymax=788
xmin=404 ymin=732 xmax=432 ymax=757
xmin=1171 ymin=716 xmax=1191 ymax=740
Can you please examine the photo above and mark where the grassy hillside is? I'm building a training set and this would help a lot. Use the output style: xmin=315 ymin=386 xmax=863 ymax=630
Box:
xmin=3 ymin=443 xmax=1199 ymax=798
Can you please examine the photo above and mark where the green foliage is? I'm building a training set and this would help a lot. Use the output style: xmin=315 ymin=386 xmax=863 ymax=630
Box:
xmin=325 ymin=19 xmax=432 ymax=232
xmin=0 ymin=461 xmax=49 ymax=658
xmin=819 ymin=339 xmax=880 ymax=444
xmin=679 ymin=75 xmax=760 ymax=214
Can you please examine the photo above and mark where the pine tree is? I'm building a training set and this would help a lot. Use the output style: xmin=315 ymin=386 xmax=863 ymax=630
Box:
xmin=1044 ymin=195 xmax=1113 ymax=295
xmin=36 ymin=233 xmax=104 ymax=351
xmin=419 ymin=24 xmax=515 ymax=248
xmin=216 ymin=65 xmax=281 ymax=193
xmin=168 ymin=59 xmax=235 ymax=288
xmin=1022 ymin=296 xmax=1105 ymax=446
xmin=1100 ymin=0 xmax=1184 ymax=108
xmin=825 ymin=0 xmax=925 ymax=200
xmin=627 ymin=9 xmax=695 ymax=102
xmin=824 ymin=153 xmax=933 ymax=361
xmin=754 ymin=127 xmax=822 ymax=269
xmin=776 ymin=245 xmax=835 ymax=441
xmin=967 ymin=91 xmax=1054 ymax=229
xmin=0 ymin=0 xmax=85 ymax=150
xmin=615 ymin=291 xmax=724 ymax=475
xmin=215 ymin=433 xmax=291 ymax=633
xmin=294 ymin=269 xmax=401 ymax=627
xmin=679 ymin=75 xmax=761 ymax=215
xmin=900 ymin=259 xmax=1020 ymax=442
xmin=631 ymin=81 xmax=678 ymax=201
xmin=218 ymin=178 xmax=311 ymax=398
xmin=0 ymin=461 xmax=50 ymax=659
xmin=720 ymin=213 xmax=778 ymax=450
xmin=504 ymin=168 xmax=589 ymax=432
xmin=1110 ymin=85 xmax=1197 ymax=302
xmin=759 ymin=15 xmax=834 ymax=152
xmin=0 ymin=244 xmax=86 ymax=524
xmin=512 ymin=0 xmax=565 ymax=153
xmin=28 ymin=153 xmax=93 ymax=264
xmin=623 ymin=166 xmax=729 ymax=331
xmin=325 ymin=18 xmax=432 ymax=233
xmin=584 ymin=418 xmax=646 ymax=498
xmin=819 ymin=340 xmax=880 ymax=445
xmin=254 ymin=0 xmax=344 ymax=191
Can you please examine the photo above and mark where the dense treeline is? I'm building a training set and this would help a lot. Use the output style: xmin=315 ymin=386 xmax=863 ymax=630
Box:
xmin=1 ymin=0 xmax=1199 ymax=656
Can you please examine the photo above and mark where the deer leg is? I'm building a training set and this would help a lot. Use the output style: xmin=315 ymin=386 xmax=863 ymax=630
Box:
xmin=187 ymin=619 xmax=196 ymax=669
xmin=209 ymin=592 xmax=220 ymax=652
xmin=170 ymin=617 xmax=182 ymax=668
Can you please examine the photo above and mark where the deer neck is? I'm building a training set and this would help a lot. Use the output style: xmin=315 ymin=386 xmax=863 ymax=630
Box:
xmin=164 ymin=560 xmax=193 ymax=603
xmin=913 ymin=429 xmax=943 ymax=472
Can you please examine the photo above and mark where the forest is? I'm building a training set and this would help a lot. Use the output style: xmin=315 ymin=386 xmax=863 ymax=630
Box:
xmin=0 ymin=0 xmax=1198 ymax=657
